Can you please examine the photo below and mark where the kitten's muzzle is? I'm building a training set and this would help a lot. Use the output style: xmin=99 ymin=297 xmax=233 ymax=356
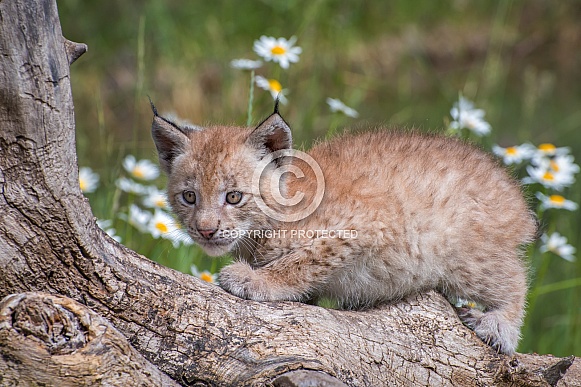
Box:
xmin=198 ymin=228 xmax=218 ymax=240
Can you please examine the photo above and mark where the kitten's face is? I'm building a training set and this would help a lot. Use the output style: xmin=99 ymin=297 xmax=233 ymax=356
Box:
xmin=151 ymin=109 xmax=291 ymax=256
xmin=166 ymin=126 xmax=269 ymax=256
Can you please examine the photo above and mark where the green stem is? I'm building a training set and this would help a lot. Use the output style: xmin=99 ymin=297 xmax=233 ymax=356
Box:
xmin=246 ymin=70 xmax=255 ymax=126
xmin=534 ymin=277 xmax=581 ymax=296
xmin=210 ymin=255 xmax=219 ymax=274
xmin=133 ymin=14 xmax=146 ymax=148
xmin=528 ymin=254 xmax=551 ymax=314
xmin=325 ymin=114 xmax=341 ymax=139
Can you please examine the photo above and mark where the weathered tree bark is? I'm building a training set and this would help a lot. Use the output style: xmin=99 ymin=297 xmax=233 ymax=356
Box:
xmin=0 ymin=292 xmax=179 ymax=386
xmin=0 ymin=0 xmax=579 ymax=386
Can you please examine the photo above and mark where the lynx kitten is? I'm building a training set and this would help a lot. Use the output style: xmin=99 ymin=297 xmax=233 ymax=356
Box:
xmin=151 ymin=102 xmax=536 ymax=354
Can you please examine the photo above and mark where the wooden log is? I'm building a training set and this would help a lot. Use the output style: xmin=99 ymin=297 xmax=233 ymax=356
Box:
xmin=0 ymin=292 xmax=178 ymax=386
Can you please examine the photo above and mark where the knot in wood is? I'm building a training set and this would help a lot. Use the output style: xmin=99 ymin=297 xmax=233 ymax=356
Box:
xmin=1 ymin=293 xmax=88 ymax=355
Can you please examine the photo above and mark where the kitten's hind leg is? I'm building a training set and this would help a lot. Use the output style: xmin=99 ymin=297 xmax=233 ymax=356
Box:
xmin=456 ymin=306 xmax=522 ymax=354
xmin=453 ymin=261 xmax=527 ymax=354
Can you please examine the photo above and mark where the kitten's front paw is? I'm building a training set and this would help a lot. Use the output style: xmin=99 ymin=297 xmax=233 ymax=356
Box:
xmin=218 ymin=262 xmax=297 ymax=302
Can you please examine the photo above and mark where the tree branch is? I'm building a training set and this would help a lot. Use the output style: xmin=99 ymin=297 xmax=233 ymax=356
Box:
xmin=64 ymin=39 xmax=87 ymax=65
xmin=0 ymin=0 xmax=579 ymax=385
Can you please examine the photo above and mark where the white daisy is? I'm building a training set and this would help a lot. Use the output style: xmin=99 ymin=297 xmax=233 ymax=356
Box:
xmin=143 ymin=188 xmax=169 ymax=209
xmin=535 ymin=192 xmax=578 ymax=211
xmin=255 ymin=75 xmax=288 ymax=104
xmin=116 ymin=177 xmax=153 ymax=195
xmin=449 ymin=96 xmax=491 ymax=136
xmin=549 ymin=154 xmax=580 ymax=177
xmin=453 ymin=95 xmax=475 ymax=111
xmin=530 ymin=143 xmax=571 ymax=165
xmin=122 ymin=155 xmax=159 ymax=181
xmin=168 ymin=229 xmax=194 ymax=248
xmin=523 ymin=164 xmax=576 ymax=191
xmin=524 ymin=154 xmax=579 ymax=191
xmin=96 ymin=219 xmax=122 ymax=243
xmin=492 ymin=144 xmax=535 ymax=165
xmin=253 ymin=36 xmax=302 ymax=69
xmin=191 ymin=264 xmax=217 ymax=284
xmin=540 ymin=232 xmax=576 ymax=262
xmin=147 ymin=209 xmax=192 ymax=247
xmin=230 ymin=58 xmax=263 ymax=70
xmin=326 ymin=98 xmax=359 ymax=118
xmin=79 ymin=167 xmax=99 ymax=193
xmin=120 ymin=204 xmax=152 ymax=233
xmin=148 ymin=209 xmax=178 ymax=238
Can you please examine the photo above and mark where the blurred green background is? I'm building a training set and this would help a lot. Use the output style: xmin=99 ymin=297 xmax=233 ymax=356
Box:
xmin=58 ymin=0 xmax=581 ymax=356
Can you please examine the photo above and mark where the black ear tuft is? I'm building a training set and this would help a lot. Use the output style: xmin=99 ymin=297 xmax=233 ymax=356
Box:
xmin=148 ymin=96 xmax=159 ymax=117
xmin=248 ymin=111 xmax=292 ymax=153
xmin=150 ymin=100 xmax=191 ymax=174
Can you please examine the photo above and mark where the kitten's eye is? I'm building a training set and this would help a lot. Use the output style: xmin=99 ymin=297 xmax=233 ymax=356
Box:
xmin=226 ymin=191 xmax=243 ymax=205
xmin=182 ymin=190 xmax=196 ymax=205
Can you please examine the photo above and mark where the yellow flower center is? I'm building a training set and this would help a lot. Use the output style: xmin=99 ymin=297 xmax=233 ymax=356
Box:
xmin=538 ymin=143 xmax=556 ymax=153
xmin=268 ymin=79 xmax=282 ymax=93
xmin=542 ymin=172 xmax=555 ymax=181
xmin=79 ymin=179 xmax=87 ymax=192
xmin=132 ymin=167 xmax=145 ymax=179
xmin=506 ymin=147 xmax=518 ymax=156
xmin=271 ymin=45 xmax=286 ymax=55
xmin=550 ymin=160 xmax=560 ymax=172
xmin=200 ymin=272 xmax=214 ymax=283
xmin=549 ymin=195 xmax=565 ymax=205
xmin=155 ymin=222 xmax=169 ymax=234
xmin=155 ymin=198 xmax=166 ymax=208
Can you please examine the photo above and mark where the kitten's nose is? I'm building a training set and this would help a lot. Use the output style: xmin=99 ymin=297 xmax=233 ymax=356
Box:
xmin=198 ymin=228 xmax=218 ymax=240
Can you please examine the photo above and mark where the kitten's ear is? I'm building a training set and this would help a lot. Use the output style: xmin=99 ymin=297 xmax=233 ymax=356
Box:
xmin=248 ymin=112 xmax=292 ymax=153
xmin=150 ymin=100 xmax=192 ymax=174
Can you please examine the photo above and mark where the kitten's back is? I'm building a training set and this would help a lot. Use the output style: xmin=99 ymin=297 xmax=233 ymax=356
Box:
xmin=304 ymin=130 xmax=535 ymax=249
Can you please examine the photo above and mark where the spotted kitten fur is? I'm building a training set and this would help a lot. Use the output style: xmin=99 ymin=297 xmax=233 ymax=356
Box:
xmin=151 ymin=103 xmax=536 ymax=354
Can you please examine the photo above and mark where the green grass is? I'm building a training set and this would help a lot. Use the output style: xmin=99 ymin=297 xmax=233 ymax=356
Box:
xmin=59 ymin=1 xmax=581 ymax=357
